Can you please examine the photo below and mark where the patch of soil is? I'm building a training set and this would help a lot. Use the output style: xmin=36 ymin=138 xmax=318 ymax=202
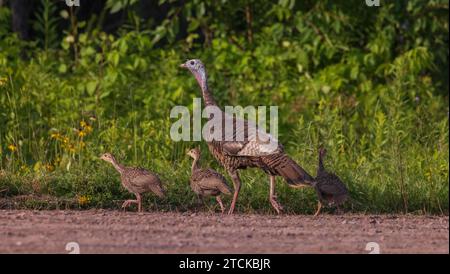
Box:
xmin=0 ymin=210 xmax=447 ymax=253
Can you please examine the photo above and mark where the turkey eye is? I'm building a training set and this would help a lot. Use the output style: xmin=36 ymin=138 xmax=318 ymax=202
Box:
xmin=190 ymin=61 xmax=195 ymax=66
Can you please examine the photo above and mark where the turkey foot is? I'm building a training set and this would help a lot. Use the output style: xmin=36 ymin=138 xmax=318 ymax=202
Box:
xmin=270 ymin=195 xmax=284 ymax=214
xmin=122 ymin=199 xmax=138 ymax=210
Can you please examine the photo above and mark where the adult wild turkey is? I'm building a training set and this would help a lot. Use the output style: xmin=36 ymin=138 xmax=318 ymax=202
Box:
xmin=312 ymin=147 xmax=349 ymax=216
xmin=187 ymin=147 xmax=232 ymax=213
xmin=180 ymin=59 xmax=314 ymax=214
xmin=100 ymin=153 xmax=165 ymax=212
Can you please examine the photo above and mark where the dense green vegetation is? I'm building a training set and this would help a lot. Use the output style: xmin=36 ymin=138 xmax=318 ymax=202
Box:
xmin=0 ymin=0 xmax=448 ymax=214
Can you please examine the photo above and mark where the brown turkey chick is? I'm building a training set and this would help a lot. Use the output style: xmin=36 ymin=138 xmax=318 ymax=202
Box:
xmin=312 ymin=147 xmax=349 ymax=216
xmin=100 ymin=153 xmax=165 ymax=212
xmin=187 ymin=147 xmax=232 ymax=213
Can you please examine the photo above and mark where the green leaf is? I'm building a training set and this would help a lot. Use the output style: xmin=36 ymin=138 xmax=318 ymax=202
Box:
xmin=110 ymin=1 xmax=124 ymax=14
xmin=86 ymin=81 xmax=98 ymax=96
xmin=58 ymin=64 xmax=67 ymax=73
xmin=108 ymin=51 xmax=120 ymax=66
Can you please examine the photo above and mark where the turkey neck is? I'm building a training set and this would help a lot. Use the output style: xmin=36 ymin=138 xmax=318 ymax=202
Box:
xmin=110 ymin=158 xmax=125 ymax=174
xmin=195 ymin=69 xmax=217 ymax=107
xmin=318 ymin=152 xmax=325 ymax=174
xmin=191 ymin=156 xmax=201 ymax=174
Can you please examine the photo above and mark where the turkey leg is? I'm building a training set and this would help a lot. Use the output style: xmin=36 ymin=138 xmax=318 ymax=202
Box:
xmin=137 ymin=193 xmax=142 ymax=212
xmin=227 ymin=170 xmax=242 ymax=215
xmin=314 ymin=201 xmax=322 ymax=216
xmin=269 ymin=176 xmax=284 ymax=214
xmin=216 ymin=196 xmax=225 ymax=214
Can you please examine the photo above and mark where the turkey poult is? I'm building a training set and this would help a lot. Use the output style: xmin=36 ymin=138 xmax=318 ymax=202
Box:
xmin=100 ymin=153 xmax=165 ymax=212
xmin=181 ymin=59 xmax=314 ymax=214
xmin=187 ymin=147 xmax=232 ymax=213
xmin=312 ymin=147 xmax=349 ymax=216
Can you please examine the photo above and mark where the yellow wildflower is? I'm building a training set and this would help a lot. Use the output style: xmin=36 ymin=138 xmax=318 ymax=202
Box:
xmin=84 ymin=125 xmax=93 ymax=134
xmin=8 ymin=144 xmax=17 ymax=152
xmin=0 ymin=77 xmax=7 ymax=87
xmin=51 ymin=133 xmax=61 ymax=140
xmin=79 ymin=121 xmax=93 ymax=136
xmin=78 ymin=195 xmax=90 ymax=206
xmin=68 ymin=144 xmax=76 ymax=153
xmin=45 ymin=164 xmax=54 ymax=172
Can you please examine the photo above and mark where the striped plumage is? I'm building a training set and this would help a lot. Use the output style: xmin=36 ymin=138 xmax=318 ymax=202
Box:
xmin=181 ymin=59 xmax=314 ymax=214
xmin=187 ymin=147 xmax=232 ymax=213
xmin=100 ymin=153 xmax=165 ymax=212
xmin=312 ymin=147 xmax=349 ymax=216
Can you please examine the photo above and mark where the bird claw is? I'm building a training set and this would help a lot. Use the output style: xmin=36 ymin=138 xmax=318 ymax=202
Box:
xmin=121 ymin=200 xmax=133 ymax=209
xmin=270 ymin=198 xmax=284 ymax=214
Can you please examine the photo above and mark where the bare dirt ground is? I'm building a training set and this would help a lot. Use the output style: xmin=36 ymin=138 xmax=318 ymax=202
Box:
xmin=0 ymin=210 xmax=448 ymax=254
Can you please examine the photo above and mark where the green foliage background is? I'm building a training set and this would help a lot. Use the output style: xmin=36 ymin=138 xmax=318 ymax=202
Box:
xmin=0 ymin=0 xmax=448 ymax=214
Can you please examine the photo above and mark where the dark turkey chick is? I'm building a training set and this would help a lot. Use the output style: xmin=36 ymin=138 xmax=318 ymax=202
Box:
xmin=312 ymin=147 xmax=349 ymax=216
xmin=187 ymin=147 xmax=232 ymax=213
xmin=100 ymin=153 xmax=165 ymax=212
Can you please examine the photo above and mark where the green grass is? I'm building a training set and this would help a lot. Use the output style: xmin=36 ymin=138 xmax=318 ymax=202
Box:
xmin=0 ymin=137 xmax=447 ymax=214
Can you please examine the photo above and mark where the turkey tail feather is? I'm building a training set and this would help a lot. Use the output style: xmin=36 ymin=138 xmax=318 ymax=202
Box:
xmin=272 ymin=154 xmax=314 ymax=187
xmin=151 ymin=184 xmax=166 ymax=198
xmin=217 ymin=182 xmax=232 ymax=195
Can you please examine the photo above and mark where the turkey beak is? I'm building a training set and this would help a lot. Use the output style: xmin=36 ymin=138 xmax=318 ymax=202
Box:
xmin=180 ymin=63 xmax=186 ymax=68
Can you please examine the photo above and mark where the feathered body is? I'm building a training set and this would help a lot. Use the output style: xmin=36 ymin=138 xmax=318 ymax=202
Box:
xmin=207 ymin=139 xmax=312 ymax=186
xmin=181 ymin=59 xmax=314 ymax=214
xmin=100 ymin=153 xmax=165 ymax=212
xmin=120 ymin=167 xmax=165 ymax=198
xmin=188 ymin=147 xmax=231 ymax=213
xmin=190 ymin=168 xmax=232 ymax=197
xmin=312 ymin=148 xmax=349 ymax=216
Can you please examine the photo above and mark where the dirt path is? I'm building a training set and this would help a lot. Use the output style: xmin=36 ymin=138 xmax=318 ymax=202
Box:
xmin=0 ymin=210 xmax=447 ymax=253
